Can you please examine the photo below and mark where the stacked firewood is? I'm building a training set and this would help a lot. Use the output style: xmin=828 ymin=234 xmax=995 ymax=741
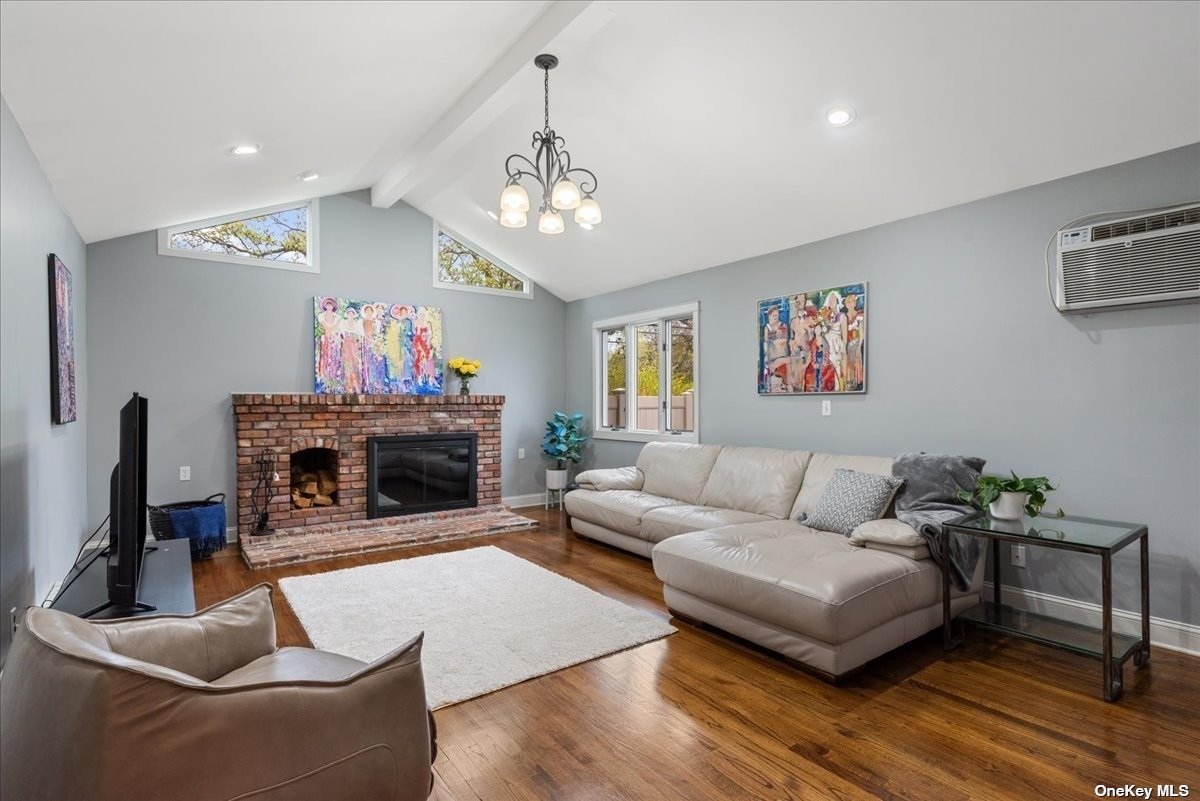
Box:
xmin=291 ymin=468 xmax=337 ymax=508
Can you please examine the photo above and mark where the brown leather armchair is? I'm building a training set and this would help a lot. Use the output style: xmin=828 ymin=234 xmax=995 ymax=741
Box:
xmin=0 ymin=584 xmax=435 ymax=801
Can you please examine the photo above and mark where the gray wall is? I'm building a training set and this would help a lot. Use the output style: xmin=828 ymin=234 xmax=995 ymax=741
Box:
xmin=565 ymin=144 xmax=1200 ymax=627
xmin=85 ymin=191 xmax=566 ymax=529
xmin=0 ymin=96 xmax=90 ymax=664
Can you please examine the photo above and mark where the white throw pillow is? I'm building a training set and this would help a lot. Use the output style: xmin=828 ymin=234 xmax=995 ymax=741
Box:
xmin=848 ymin=518 xmax=926 ymax=548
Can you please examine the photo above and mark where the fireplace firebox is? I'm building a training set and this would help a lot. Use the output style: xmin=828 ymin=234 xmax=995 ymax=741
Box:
xmin=367 ymin=433 xmax=477 ymax=518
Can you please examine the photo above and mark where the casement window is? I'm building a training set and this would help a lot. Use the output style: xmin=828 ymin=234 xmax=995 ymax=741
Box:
xmin=157 ymin=199 xmax=318 ymax=273
xmin=434 ymin=225 xmax=532 ymax=298
xmin=593 ymin=302 xmax=699 ymax=443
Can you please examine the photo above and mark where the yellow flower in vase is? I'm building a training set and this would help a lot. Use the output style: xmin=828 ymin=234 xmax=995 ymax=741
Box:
xmin=451 ymin=356 xmax=480 ymax=394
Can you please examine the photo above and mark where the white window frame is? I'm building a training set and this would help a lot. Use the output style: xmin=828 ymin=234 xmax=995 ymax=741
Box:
xmin=157 ymin=199 xmax=320 ymax=274
xmin=592 ymin=302 xmax=700 ymax=444
xmin=432 ymin=223 xmax=533 ymax=299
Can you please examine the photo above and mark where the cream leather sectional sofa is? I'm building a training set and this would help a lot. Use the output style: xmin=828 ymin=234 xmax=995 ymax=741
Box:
xmin=564 ymin=442 xmax=983 ymax=678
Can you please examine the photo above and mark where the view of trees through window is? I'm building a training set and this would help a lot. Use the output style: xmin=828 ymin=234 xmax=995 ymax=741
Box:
xmin=605 ymin=321 xmax=693 ymax=396
xmin=438 ymin=230 xmax=526 ymax=292
xmin=169 ymin=205 xmax=309 ymax=263
xmin=603 ymin=315 xmax=695 ymax=433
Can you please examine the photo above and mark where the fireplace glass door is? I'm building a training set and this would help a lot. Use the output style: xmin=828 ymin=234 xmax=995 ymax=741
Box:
xmin=367 ymin=434 xmax=477 ymax=518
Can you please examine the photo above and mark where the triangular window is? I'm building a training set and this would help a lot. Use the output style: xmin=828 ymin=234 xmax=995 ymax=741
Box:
xmin=158 ymin=200 xmax=318 ymax=272
xmin=435 ymin=227 xmax=530 ymax=297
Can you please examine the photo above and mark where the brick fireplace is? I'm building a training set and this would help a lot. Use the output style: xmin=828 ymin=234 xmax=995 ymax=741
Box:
xmin=231 ymin=393 xmax=503 ymax=535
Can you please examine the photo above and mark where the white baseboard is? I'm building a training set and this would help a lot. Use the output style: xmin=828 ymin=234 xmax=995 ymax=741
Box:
xmin=982 ymin=582 xmax=1200 ymax=657
xmin=503 ymin=493 xmax=547 ymax=509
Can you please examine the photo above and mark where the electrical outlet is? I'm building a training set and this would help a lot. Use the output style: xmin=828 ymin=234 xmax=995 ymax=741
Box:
xmin=518 ymin=448 xmax=526 ymax=459
xmin=179 ymin=465 xmax=191 ymax=481
xmin=821 ymin=400 xmax=831 ymax=416
xmin=10 ymin=607 xmax=20 ymax=636
xmin=1011 ymin=544 xmax=1027 ymax=568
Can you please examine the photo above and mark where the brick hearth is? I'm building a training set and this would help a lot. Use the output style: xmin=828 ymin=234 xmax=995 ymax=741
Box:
xmin=232 ymin=393 xmax=503 ymax=535
xmin=238 ymin=504 xmax=538 ymax=569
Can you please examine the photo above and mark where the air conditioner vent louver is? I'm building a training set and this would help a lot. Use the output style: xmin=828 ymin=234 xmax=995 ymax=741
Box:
xmin=1091 ymin=207 xmax=1200 ymax=241
xmin=1062 ymin=230 xmax=1200 ymax=304
xmin=1051 ymin=202 xmax=1200 ymax=313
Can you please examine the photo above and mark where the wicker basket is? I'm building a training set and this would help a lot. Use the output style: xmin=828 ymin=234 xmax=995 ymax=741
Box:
xmin=148 ymin=493 xmax=226 ymax=549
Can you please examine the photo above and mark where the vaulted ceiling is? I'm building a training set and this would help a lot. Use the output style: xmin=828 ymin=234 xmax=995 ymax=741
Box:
xmin=3 ymin=1 xmax=1198 ymax=300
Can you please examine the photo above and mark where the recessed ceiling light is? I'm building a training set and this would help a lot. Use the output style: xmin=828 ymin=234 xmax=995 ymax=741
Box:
xmin=825 ymin=106 xmax=856 ymax=127
xmin=298 ymin=170 xmax=320 ymax=182
xmin=230 ymin=144 xmax=261 ymax=156
xmin=486 ymin=209 xmax=499 ymax=221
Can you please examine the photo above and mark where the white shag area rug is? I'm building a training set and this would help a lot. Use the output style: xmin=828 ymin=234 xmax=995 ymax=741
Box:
xmin=278 ymin=546 xmax=675 ymax=708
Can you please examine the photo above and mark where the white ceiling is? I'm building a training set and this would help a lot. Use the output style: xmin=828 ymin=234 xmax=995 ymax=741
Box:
xmin=3 ymin=1 xmax=1199 ymax=301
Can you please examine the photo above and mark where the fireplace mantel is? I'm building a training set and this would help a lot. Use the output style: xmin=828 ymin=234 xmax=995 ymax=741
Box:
xmin=231 ymin=393 xmax=504 ymax=536
xmin=230 ymin=393 xmax=505 ymax=406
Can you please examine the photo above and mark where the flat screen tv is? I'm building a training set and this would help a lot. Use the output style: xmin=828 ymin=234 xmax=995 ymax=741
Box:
xmin=85 ymin=393 xmax=153 ymax=617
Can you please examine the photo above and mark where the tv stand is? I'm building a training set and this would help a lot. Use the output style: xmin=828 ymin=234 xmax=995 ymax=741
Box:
xmin=80 ymin=599 xmax=158 ymax=619
xmin=51 ymin=541 xmax=195 ymax=620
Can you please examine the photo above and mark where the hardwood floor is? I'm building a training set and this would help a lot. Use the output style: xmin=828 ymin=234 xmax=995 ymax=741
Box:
xmin=193 ymin=509 xmax=1200 ymax=800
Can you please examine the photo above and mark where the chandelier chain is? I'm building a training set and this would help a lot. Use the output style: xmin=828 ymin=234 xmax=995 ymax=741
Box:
xmin=543 ymin=66 xmax=550 ymax=132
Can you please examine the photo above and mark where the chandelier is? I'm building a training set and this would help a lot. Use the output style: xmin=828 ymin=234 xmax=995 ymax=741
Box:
xmin=498 ymin=54 xmax=602 ymax=234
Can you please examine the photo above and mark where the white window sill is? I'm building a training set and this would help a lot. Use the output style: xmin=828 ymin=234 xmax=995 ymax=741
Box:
xmin=592 ymin=429 xmax=699 ymax=444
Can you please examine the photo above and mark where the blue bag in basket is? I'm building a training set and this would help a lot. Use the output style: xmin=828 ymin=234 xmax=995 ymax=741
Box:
xmin=167 ymin=502 xmax=227 ymax=559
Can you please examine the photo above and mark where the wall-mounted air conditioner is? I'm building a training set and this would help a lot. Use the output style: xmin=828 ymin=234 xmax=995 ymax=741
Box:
xmin=1049 ymin=203 xmax=1199 ymax=313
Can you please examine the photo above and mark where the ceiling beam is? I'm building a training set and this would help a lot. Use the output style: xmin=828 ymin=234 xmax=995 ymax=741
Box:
xmin=370 ymin=0 xmax=601 ymax=210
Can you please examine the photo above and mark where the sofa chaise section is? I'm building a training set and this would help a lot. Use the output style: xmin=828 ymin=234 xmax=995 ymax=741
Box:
xmin=653 ymin=519 xmax=984 ymax=678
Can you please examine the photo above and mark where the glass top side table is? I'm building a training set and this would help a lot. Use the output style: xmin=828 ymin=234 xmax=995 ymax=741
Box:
xmin=941 ymin=511 xmax=1150 ymax=702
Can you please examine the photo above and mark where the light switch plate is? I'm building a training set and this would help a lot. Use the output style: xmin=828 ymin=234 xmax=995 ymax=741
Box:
xmin=821 ymin=400 xmax=831 ymax=416
xmin=179 ymin=465 xmax=191 ymax=481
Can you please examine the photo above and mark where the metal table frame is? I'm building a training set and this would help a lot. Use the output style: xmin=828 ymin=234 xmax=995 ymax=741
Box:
xmin=941 ymin=514 xmax=1150 ymax=702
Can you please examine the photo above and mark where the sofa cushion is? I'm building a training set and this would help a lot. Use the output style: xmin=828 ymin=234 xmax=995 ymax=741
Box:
xmin=563 ymin=488 xmax=683 ymax=538
xmin=790 ymin=453 xmax=894 ymax=519
xmin=636 ymin=442 xmax=722 ymax=504
xmin=651 ymin=519 xmax=943 ymax=644
xmin=802 ymin=469 xmax=904 ymax=536
xmin=698 ymin=447 xmax=811 ymax=518
xmin=641 ymin=505 xmax=773 ymax=544
xmin=574 ymin=466 xmax=644 ymax=492
xmin=848 ymin=518 xmax=926 ymax=549
xmin=862 ymin=541 xmax=932 ymax=560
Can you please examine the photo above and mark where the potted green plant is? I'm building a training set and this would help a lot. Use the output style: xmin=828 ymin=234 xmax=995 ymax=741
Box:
xmin=958 ymin=472 xmax=1064 ymax=520
xmin=541 ymin=412 xmax=587 ymax=490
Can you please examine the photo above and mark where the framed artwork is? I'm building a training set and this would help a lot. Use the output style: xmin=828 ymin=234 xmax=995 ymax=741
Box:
xmin=757 ymin=282 xmax=867 ymax=395
xmin=314 ymin=297 xmax=443 ymax=395
xmin=48 ymin=254 xmax=77 ymax=423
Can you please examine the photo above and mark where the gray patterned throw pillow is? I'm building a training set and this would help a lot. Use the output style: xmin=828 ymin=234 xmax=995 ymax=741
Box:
xmin=801 ymin=469 xmax=905 ymax=536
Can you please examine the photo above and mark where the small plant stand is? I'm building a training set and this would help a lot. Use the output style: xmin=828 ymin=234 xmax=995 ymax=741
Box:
xmin=544 ymin=486 xmax=567 ymax=510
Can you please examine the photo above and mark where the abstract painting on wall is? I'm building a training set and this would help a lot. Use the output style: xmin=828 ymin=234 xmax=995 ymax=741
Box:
xmin=314 ymin=297 xmax=444 ymax=395
xmin=758 ymin=282 xmax=867 ymax=395
xmin=48 ymin=254 xmax=77 ymax=423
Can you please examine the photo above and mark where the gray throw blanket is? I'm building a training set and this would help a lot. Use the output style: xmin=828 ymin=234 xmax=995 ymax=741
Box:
xmin=891 ymin=453 xmax=986 ymax=592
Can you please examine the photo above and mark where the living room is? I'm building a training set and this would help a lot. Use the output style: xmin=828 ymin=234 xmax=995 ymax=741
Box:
xmin=1 ymin=1 xmax=1197 ymax=799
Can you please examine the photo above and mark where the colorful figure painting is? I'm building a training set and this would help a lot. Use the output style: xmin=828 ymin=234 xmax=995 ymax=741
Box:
xmin=757 ymin=282 xmax=867 ymax=395
xmin=48 ymin=254 xmax=77 ymax=423
xmin=314 ymin=297 xmax=444 ymax=395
